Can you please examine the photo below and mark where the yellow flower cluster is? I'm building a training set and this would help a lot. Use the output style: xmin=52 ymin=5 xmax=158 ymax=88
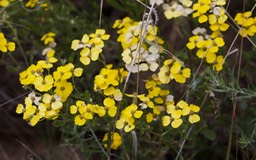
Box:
xmin=162 ymin=0 xmax=193 ymax=19
xmin=102 ymin=132 xmax=122 ymax=150
xmin=113 ymin=17 xmax=164 ymax=73
xmin=69 ymin=64 xmax=128 ymax=125
xmin=160 ymin=0 xmax=228 ymax=71
xmin=70 ymin=100 xmax=106 ymax=126
xmin=19 ymin=62 xmax=82 ymax=101
xmin=158 ymin=58 xmax=191 ymax=84
xmin=193 ymin=0 xmax=226 ymax=23
xmin=186 ymin=27 xmax=224 ymax=71
xmin=71 ymin=29 xmax=110 ymax=66
xmin=143 ymin=75 xmax=200 ymax=128
xmin=208 ymin=6 xmax=229 ymax=33
xmin=185 ymin=0 xmax=228 ymax=71
xmin=16 ymin=92 xmax=63 ymax=126
xmin=69 ymin=65 xmax=128 ymax=126
xmin=15 ymin=15 xmax=205 ymax=150
xmin=17 ymin=32 xmax=83 ymax=126
xmin=25 ymin=0 xmax=48 ymax=10
xmin=234 ymin=11 xmax=256 ymax=37
xmin=142 ymin=75 xmax=175 ymax=123
xmin=41 ymin=32 xmax=56 ymax=45
xmin=0 ymin=32 xmax=15 ymax=53
xmin=116 ymin=103 xmax=143 ymax=132
xmin=162 ymin=100 xmax=200 ymax=128
xmin=118 ymin=74 xmax=201 ymax=130
xmin=94 ymin=64 xmax=127 ymax=99
xmin=95 ymin=65 xmax=127 ymax=118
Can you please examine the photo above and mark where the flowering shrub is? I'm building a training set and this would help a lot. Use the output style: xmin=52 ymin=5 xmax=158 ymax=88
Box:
xmin=1 ymin=0 xmax=256 ymax=159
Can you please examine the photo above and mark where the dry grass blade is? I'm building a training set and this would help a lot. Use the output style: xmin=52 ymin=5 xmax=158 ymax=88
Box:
xmin=99 ymin=0 xmax=103 ymax=28
xmin=122 ymin=0 xmax=157 ymax=92
xmin=15 ymin=139 xmax=42 ymax=160
xmin=0 ymin=91 xmax=29 ymax=108
xmin=131 ymin=131 xmax=138 ymax=160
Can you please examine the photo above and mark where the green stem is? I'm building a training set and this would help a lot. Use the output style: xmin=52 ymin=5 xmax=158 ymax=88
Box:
xmin=5 ymin=20 xmax=29 ymax=66
xmin=72 ymin=75 xmax=83 ymax=98
xmin=7 ymin=51 xmax=20 ymax=67
xmin=99 ymin=53 xmax=106 ymax=66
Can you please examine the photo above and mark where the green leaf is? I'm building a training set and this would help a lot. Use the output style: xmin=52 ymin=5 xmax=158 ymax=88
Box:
xmin=53 ymin=120 xmax=66 ymax=127
xmin=201 ymin=128 xmax=216 ymax=141
xmin=6 ymin=65 xmax=19 ymax=73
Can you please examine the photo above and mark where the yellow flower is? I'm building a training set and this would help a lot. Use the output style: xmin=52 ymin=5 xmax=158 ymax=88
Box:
xmin=103 ymin=86 xmax=115 ymax=96
xmin=89 ymin=29 xmax=110 ymax=41
xmin=162 ymin=115 xmax=171 ymax=126
xmin=0 ymin=33 xmax=16 ymax=53
xmin=94 ymin=65 xmax=126 ymax=91
xmin=37 ymin=60 xmax=54 ymax=69
xmin=7 ymin=42 xmax=15 ymax=51
xmin=170 ymin=61 xmax=182 ymax=74
xmin=53 ymin=64 xmax=73 ymax=82
xmin=79 ymin=48 xmax=91 ymax=65
xmin=70 ymin=105 xmax=77 ymax=114
xmin=116 ymin=103 xmax=143 ymax=132
xmin=192 ymin=0 xmax=211 ymax=23
xmin=234 ymin=11 xmax=256 ymax=37
xmin=25 ymin=0 xmax=38 ymax=8
xmin=214 ymin=37 xmax=225 ymax=47
xmin=73 ymin=68 xmax=83 ymax=77
xmin=29 ymin=114 xmax=41 ymax=126
xmin=158 ymin=65 xmax=171 ymax=84
xmin=71 ymin=101 xmax=97 ymax=126
xmin=164 ymin=2 xmax=183 ymax=19
xmin=113 ymin=89 xmax=123 ymax=101
xmin=162 ymin=115 xmax=183 ymax=128
xmin=71 ymin=29 xmax=109 ymax=66
xmin=234 ymin=11 xmax=252 ymax=25
xmin=210 ymin=22 xmax=229 ymax=32
xmin=16 ymin=104 xmax=25 ymax=114
xmin=208 ymin=6 xmax=229 ymax=32
xmin=189 ymin=104 xmax=200 ymax=112
xmin=39 ymin=93 xmax=63 ymax=119
xmin=74 ymin=115 xmax=86 ymax=126
xmin=189 ymin=114 xmax=200 ymax=123
xmin=41 ymin=32 xmax=56 ymax=45
xmin=94 ymin=105 xmax=106 ymax=117
xmin=0 ymin=0 xmax=10 ymax=7
xmin=103 ymin=97 xmax=117 ymax=117
xmin=71 ymin=34 xmax=90 ymax=51
xmin=171 ymin=109 xmax=182 ymax=119
xmin=16 ymin=96 xmax=42 ymax=126
xmin=116 ymin=116 xmax=135 ymax=132
xmin=186 ymin=35 xmax=200 ymax=50
xmin=182 ymin=68 xmax=191 ymax=78
xmin=146 ymin=113 xmax=154 ymax=123
xmin=212 ymin=0 xmax=226 ymax=6
xmin=213 ymin=55 xmax=224 ymax=71
xmin=102 ymin=132 xmax=122 ymax=150
xmin=34 ymin=75 xmax=54 ymax=92
xmin=171 ymin=118 xmax=183 ymax=128
xmin=205 ymin=52 xmax=216 ymax=64
xmin=54 ymin=80 xmax=73 ymax=102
